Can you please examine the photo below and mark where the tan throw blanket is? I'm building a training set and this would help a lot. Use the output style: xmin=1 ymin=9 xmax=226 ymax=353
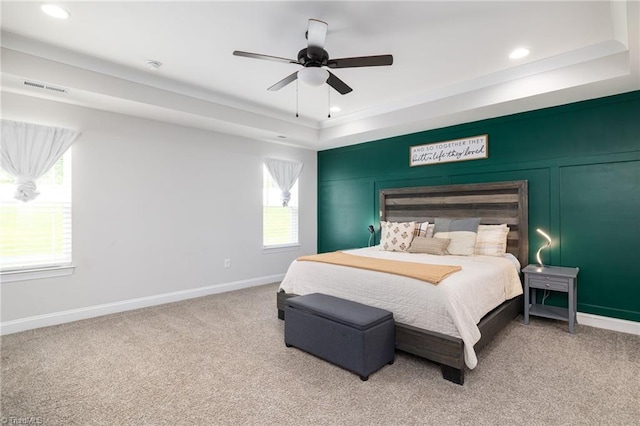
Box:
xmin=297 ymin=251 xmax=461 ymax=284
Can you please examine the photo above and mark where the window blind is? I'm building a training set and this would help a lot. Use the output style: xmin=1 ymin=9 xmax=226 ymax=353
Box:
xmin=0 ymin=151 xmax=72 ymax=271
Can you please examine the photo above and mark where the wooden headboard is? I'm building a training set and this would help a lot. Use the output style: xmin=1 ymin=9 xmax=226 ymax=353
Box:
xmin=380 ymin=180 xmax=529 ymax=267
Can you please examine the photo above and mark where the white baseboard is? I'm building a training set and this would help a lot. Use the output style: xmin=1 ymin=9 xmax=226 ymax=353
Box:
xmin=0 ymin=274 xmax=285 ymax=336
xmin=577 ymin=312 xmax=640 ymax=335
xmin=3 ymin=284 xmax=638 ymax=337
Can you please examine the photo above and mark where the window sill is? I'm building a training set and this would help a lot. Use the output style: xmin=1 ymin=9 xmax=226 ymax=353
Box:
xmin=262 ymin=244 xmax=300 ymax=254
xmin=1 ymin=265 xmax=75 ymax=283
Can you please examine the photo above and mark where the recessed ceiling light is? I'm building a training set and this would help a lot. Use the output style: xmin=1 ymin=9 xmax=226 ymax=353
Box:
xmin=330 ymin=106 xmax=342 ymax=113
xmin=509 ymin=48 xmax=530 ymax=59
xmin=41 ymin=4 xmax=70 ymax=19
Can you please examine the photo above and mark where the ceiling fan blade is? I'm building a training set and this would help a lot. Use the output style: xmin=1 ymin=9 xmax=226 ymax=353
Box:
xmin=306 ymin=19 xmax=328 ymax=49
xmin=327 ymin=71 xmax=352 ymax=95
xmin=233 ymin=50 xmax=299 ymax=65
xmin=327 ymin=55 xmax=394 ymax=68
xmin=267 ymin=72 xmax=298 ymax=91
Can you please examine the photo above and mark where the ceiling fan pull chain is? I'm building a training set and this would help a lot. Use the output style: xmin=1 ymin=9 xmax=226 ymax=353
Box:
xmin=328 ymin=85 xmax=331 ymax=118
xmin=296 ymin=79 xmax=299 ymax=118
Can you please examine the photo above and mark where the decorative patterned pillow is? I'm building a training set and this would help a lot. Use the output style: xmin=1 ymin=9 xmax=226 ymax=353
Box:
xmin=407 ymin=237 xmax=451 ymax=255
xmin=380 ymin=221 xmax=416 ymax=252
xmin=413 ymin=221 xmax=430 ymax=237
xmin=475 ymin=224 xmax=510 ymax=256
xmin=434 ymin=231 xmax=477 ymax=256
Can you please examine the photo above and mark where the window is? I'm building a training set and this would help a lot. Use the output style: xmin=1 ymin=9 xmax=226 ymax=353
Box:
xmin=263 ymin=164 xmax=298 ymax=248
xmin=0 ymin=150 xmax=72 ymax=272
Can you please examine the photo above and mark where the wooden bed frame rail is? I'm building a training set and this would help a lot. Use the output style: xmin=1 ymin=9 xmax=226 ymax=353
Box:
xmin=278 ymin=290 xmax=523 ymax=384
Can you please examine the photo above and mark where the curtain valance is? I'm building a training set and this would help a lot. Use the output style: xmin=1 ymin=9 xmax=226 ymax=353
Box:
xmin=264 ymin=158 xmax=303 ymax=207
xmin=1 ymin=119 xmax=79 ymax=202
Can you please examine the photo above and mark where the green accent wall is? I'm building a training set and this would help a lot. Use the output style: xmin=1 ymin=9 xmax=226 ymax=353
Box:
xmin=318 ymin=91 xmax=640 ymax=322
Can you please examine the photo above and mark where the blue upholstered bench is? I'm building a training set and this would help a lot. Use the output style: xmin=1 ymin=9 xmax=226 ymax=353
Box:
xmin=284 ymin=293 xmax=395 ymax=381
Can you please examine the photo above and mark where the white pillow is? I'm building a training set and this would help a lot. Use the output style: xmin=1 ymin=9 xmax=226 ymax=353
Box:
xmin=426 ymin=223 xmax=435 ymax=238
xmin=380 ymin=221 xmax=416 ymax=252
xmin=434 ymin=231 xmax=477 ymax=256
xmin=475 ymin=224 xmax=509 ymax=256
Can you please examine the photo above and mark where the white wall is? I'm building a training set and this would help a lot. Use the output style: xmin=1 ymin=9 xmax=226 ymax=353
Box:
xmin=0 ymin=92 xmax=317 ymax=329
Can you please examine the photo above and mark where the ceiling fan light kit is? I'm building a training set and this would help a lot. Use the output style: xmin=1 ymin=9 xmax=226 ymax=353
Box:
xmin=233 ymin=18 xmax=393 ymax=96
xmin=298 ymin=67 xmax=329 ymax=87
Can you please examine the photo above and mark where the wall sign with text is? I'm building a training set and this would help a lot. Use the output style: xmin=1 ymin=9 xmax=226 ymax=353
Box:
xmin=410 ymin=134 xmax=488 ymax=167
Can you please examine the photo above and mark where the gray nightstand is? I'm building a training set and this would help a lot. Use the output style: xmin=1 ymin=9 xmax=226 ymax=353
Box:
xmin=523 ymin=264 xmax=579 ymax=333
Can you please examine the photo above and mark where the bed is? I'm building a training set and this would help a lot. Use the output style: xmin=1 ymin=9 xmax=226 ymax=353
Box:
xmin=277 ymin=180 xmax=529 ymax=384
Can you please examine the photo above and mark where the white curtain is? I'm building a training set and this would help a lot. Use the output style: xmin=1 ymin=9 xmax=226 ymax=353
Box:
xmin=1 ymin=119 xmax=78 ymax=202
xmin=264 ymin=158 xmax=303 ymax=207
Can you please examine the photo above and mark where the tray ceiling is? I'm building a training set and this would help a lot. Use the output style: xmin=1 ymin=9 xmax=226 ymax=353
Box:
xmin=1 ymin=1 xmax=638 ymax=149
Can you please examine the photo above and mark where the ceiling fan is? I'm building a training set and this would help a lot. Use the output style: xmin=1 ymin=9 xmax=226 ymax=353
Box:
xmin=233 ymin=19 xmax=393 ymax=95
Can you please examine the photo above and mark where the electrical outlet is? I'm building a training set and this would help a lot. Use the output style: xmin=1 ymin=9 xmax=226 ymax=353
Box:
xmin=224 ymin=258 xmax=231 ymax=268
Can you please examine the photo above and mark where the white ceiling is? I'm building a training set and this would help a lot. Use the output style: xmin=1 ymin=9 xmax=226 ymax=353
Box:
xmin=1 ymin=1 xmax=638 ymax=150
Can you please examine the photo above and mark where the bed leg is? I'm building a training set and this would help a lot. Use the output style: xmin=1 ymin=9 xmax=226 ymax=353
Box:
xmin=441 ymin=365 xmax=464 ymax=385
xmin=278 ymin=309 xmax=285 ymax=320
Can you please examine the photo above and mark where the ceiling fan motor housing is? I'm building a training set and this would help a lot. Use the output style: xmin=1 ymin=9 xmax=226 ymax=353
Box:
xmin=298 ymin=48 xmax=329 ymax=67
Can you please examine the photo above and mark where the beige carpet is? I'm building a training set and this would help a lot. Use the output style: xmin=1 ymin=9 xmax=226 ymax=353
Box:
xmin=1 ymin=283 xmax=638 ymax=426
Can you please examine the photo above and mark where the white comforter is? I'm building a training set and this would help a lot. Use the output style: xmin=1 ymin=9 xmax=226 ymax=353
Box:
xmin=279 ymin=246 xmax=523 ymax=369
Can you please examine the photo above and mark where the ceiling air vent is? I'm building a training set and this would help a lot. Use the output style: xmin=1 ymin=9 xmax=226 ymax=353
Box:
xmin=23 ymin=80 xmax=67 ymax=94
